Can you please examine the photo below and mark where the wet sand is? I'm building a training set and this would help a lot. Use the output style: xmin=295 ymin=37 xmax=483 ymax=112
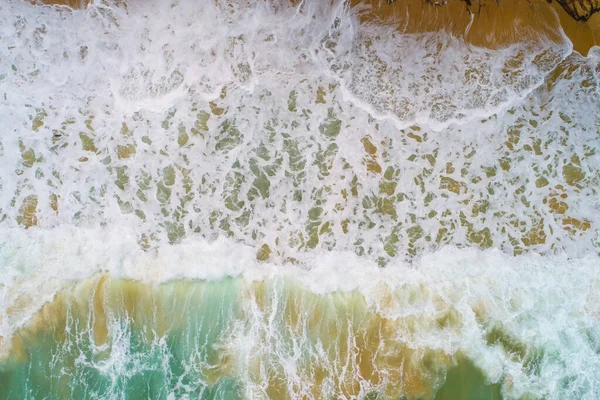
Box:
xmin=352 ymin=0 xmax=599 ymax=55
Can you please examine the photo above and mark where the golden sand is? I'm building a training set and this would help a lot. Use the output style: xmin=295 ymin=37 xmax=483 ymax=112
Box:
xmin=353 ymin=0 xmax=599 ymax=55
xmin=32 ymin=0 xmax=86 ymax=7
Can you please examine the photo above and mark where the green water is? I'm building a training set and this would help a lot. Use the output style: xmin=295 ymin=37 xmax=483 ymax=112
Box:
xmin=0 ymin=277 xmax=509 ymax=400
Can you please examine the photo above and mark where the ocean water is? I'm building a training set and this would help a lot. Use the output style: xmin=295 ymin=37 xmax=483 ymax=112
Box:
xmin=0 ymin=0 xmax=599 ymax=399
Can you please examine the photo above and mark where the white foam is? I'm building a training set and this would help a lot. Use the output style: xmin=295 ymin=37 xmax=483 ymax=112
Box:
xmin=2 ymin=0 xmax=598 ymax=266
xmin=0 ymin=224 xmax=597 ymax=314
xmin=2 ymin=0 xmax=599 ymax=262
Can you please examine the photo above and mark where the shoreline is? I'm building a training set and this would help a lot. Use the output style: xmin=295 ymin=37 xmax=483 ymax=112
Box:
xmin=31 ymin=0 xmax=600 ymax=55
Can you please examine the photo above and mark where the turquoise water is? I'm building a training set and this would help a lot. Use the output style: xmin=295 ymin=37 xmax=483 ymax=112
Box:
xmin=0 ymin=276 xmax=507 ymax=399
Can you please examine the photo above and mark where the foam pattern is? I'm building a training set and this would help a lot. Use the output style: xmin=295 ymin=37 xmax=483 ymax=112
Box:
xmin=0 ymin=0 xmax=599 ymax=264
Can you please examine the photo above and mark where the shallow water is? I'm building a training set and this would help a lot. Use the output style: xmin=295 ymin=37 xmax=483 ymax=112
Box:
xmin=0 ymin=0 xmax=599 ymax=399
